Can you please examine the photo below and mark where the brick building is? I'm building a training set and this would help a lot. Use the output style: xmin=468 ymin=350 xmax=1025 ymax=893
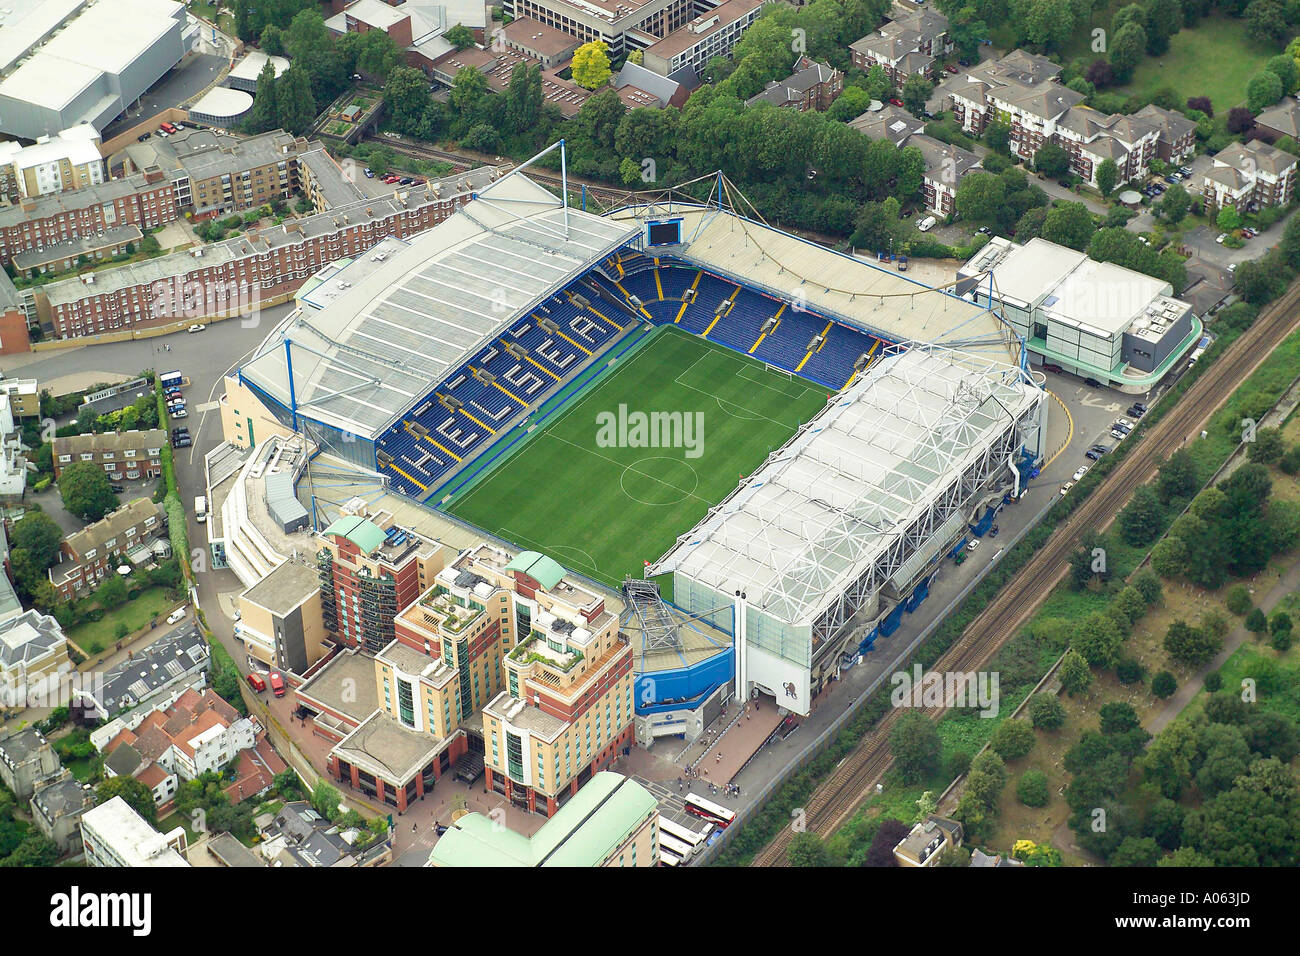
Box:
xmin=745 ymin=56 xmax=842 ymax=111
xmin=52 ymin=429 xmax=166 ymax=483
xmin=48 ymin=497 xmax=166 ymax=600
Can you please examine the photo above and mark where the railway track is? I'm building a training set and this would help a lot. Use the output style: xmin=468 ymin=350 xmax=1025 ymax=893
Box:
xmin=751 ymin=278 xmax=1300 ymax=867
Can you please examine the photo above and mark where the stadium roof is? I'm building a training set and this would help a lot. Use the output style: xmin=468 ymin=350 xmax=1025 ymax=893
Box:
xmin=240 ymin=173 xmax=640 ymax=439
xmin=650 ymin=344 xmax=1041 ymax=628
xmin=607 ymin=202 xmax=1017 ymax=361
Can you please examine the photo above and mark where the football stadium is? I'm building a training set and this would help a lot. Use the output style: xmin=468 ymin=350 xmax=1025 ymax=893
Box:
xmin=231 ymin=146 xmax=1050 ymax=716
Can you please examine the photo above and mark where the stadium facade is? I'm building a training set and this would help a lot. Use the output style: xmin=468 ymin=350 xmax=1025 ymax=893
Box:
xmin=225 ymin=149 xmax=1049 ymax=721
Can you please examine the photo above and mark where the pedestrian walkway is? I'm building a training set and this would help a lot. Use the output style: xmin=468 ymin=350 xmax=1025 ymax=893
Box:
xmin=693 ymin=700 xmax=783 ymax=785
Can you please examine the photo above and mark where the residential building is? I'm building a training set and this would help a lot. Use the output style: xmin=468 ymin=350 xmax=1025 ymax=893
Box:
xmin=1254 ymin=96 xmax=1300 ymax=142
xmin=481 ymin=547 xmax=634 ymax=817
xmin=48 ymin=497 xmax=166 ymax=601
xmin=0 ymin=390 xmax=28 ymax=502
xmin=0 ymin=611 xmax=72 ymax=710
xmin=0 ymin=125 xmax=105 ymax=202
xmin=894 ymin=815 xmax=964 ymax=866
xmin=0 ymin=168 xmax=175 ymax=267
xmin=0 ymin=378 xmax=39 ymax=418
xmin=11 ymin=225 xmax=142 ymax=280
xmin=970 ymin=848 xmax=1026 ymax=867
xmin=30 ymin=771 xmax=97 ymax=853
xmin=316 ymin=512 xmax=444 ymax=654
xmin=237 ymin=559 xmax=330 ymax=673
xmin=848 ymin=1 xmax=950 ymax=84
xmin=745 ymin=56 xmax=842 ymax=111
xmin=1133 ymin=103 xmax=1196 ymax=165
xmin=97 ymin=687 xmax=257 ymax=805
xmin=35 ymin=166 xmax=497 ymax=341
xmin=611 ymin=60 xmax=692 ymax=109
xmin=298 ymin=148 xmax=367 ymax=212
xmin=641 ymin=0 xmax=769 ymax=78
xmin=80 ymin=795 xmax=190 ymax=867
xmin=0 ymin=0 xmax=191 ymax=140
xmin=325 ymin=0 xmax=488 ymax=73
xmin=254 ymin=800 xmax=391 ymax=867
xmin=849 ymin=106 xmax=981 ymax=216
xmin=430 ymin=771 xmax=659 ymax=866
xmin=1201 ymin=140 xmax=1298 ymax=211
xmin=75 ymin=624 xmax=208 ymax=721
xmin=0 ymin=726 xmax=61 ymax=800
xmin=957 ymin=236 xmax=1201 ymax=390
xmin=187 ymin=830 xmax=266 ymax=867
xmin=52 ymin=429 xmax=166 ymax=483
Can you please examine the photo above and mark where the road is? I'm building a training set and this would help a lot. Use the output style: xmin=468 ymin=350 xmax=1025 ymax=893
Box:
xmin=751 ymin=272 xmax=1300 ymax=866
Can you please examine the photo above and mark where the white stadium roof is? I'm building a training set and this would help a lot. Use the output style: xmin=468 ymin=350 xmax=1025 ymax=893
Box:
xmin=651 ymin=344 xmax=1041 ymax=628
xmin=240 ymin=173 xmax=639 ymax=438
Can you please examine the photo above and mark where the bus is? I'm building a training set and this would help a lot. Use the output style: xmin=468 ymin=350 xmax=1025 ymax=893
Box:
xmin=660 ymin=817 xmax=711 ymax=850
xmin=659 ymin=832 xmax=695 ymax=863
xmin=684 ymin=793 xmax=736 ymax=829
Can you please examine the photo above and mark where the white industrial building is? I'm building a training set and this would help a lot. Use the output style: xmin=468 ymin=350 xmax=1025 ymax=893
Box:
xmin=957 ymin=236 xmax=1201 ymax=391
xmin=0 ymin=0 xmax=193 ymax=139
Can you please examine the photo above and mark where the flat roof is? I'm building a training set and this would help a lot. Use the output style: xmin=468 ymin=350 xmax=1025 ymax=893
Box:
xmin=239 ymin=559 xmax=319 ymax=616
xmin=239 ymin=173 xmax=639 ymax=438
xmin=645 ymin=0 xmax=763 ymax=59
xmin=331 ymin=709 xmax=449 ymax=784
xmin=228 ymin=50 xmax=290 ymax=83
xmin=189 ymin=87 xmax=253 ymax=120
xmin=296 ymin=651 xmax=379 ymax=723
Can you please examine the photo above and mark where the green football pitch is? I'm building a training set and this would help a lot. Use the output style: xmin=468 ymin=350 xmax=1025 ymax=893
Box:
xmin=444 ymin=328 xmax=828 ymax=586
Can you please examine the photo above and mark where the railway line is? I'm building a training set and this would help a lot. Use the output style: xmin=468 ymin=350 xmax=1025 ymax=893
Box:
xmin=751 ymin=279 xmax=1300 ymax=867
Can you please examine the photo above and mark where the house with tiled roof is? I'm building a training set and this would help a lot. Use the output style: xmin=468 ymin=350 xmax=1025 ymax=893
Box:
xmin=1133 ymin=104 xmax=1196 ymax=164
xmin=1254 ymin=96 xmax=1300 ymax=141
xmin=96 ymin=687 xmax=256 ymax=806
xmin=745 ymin=57 xmax=842 ymax=111
xmin=849 ymin=1 xmax=950 ymax=85
xmin=1202 ymin=140 xmax=1298 ymax=211
xmin=849 ymin=106 xmax=982 ymax=216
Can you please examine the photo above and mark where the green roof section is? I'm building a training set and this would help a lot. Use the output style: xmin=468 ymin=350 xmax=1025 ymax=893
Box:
xmin=322 ymin=515 xmax=388 ymax=555
xmin=504 ymin=550 xmax=567 ymax=591
xmin=429 ymin=772 xmax=657 ymax=867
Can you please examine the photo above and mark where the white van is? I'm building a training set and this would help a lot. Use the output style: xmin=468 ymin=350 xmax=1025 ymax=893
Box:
xmin=194 ymin=495 xmax=207 ymax=523
xmin=166 ymin=606 xmax=187 ymax=625
xmin=918 ymin=216 xmax=937 ymax=232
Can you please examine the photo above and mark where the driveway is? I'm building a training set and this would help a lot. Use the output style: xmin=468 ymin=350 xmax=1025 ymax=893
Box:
xmin=101 ymin=51 xmax=228 ymax=140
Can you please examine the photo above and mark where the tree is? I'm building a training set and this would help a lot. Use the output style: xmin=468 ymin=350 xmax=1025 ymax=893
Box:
xmin=1246 ymin=0 xmax=1288 ymax=44
xmin=1119 ymin=484 xmax=1165 ymax=546
xmin=58 ymin=461 xmax=118 ymax=522
xmin=1041 ymin=201 xmax=1096 ymax=250
xmin=1033 ymin=141 xmax=1070 ymax=179
xmin=955 ymin=171 xmax=1006 ymax=222
xmin=1154 ymin=183 xmax=1191 ymax=223
xmin=864 ymin=818 xmax=911 ymax=866
xmin=890 ymin=711 xmax=942 ymax=783
xmin=96 ymin=777 xmax=157 ymax=826
xmin=1073 ymin=610 xmax=1126 ymax=668
xmin=260 ymin=23 xmax=285 ymax=57
xmin=10 ymin=511 xmax=62 ymax=570
xmin=1099 ymin=702 xmax=1142 ymax=736
xmin=571 ymin=40 xmax=612 ymax=89
xmin=1142 ymin=0 xmax=1183 ymax=55
xmin=96 ymin=574 xmax=128 ymax=610
xmin=445 ymin=23 xmax=475 ymax=49
xmin=1111 ymin=835 xmax=1162 ymax=866
xmin=1151 ymin=670 xmax=1178 ymax=698
xmin=901 ymin=73 xmax=933 ymax=116
xmin=1017 ymin=768 xmax=1050 ymax=806
xmin=1059 ymin=649 xmax=1093 ymax=696
xmin=276 ymin=66 xmax=317 ymax=135
xmin=964 ymin=751 xmax=1009 ymax=807
xmin=786 ymin=831 xmax=829 ymax=866
xmin=384 ymin=66 xmax=431 ymax=135
xmin=1183 ymin=758 xmax=1300 ymax=866
xmin=506 ymin=62 xmax=544 ymax=131
xmin=311 ymin=781 xmax=342 ymax=822
xmin=1266 ymin=53 xmax=1300 ymax=95
xmin=1 ymin=833 xmax=60 ymax=867
xmin=1028 ymin=693 xmax=1066 ymax=730
xmin=1133 ymin=568 xmax=1163 ymax=605
xmin=355 ymin=31 xmax=403 ymax=78
xmin=247 ymin=59 xmax=279 ymax=134
xmin=1109 ymin=21 xmax=1147 ymax=83
xmin=1247 ymin=70 xmax=1284 ymax=114
xmin=1163 ymin=618 xmax=1222 ymax=667
xmin=1247 ymin=427 xmax=1285 ymax=464
xmin=1195 ymin=723 xmax=1252 ymax=796
xmin=1095 ymin=157 xmax=1119 ymax=197
xmin=984 ymin=121 xmax=1011 ymax=154
xmin=991 ymin=719 xmax=1037 ymax=761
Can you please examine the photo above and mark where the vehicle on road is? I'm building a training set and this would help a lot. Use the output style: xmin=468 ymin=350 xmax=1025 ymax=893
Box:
xmin=269 ymin=672 xmax=286 ymax=697
xmin=194 ymin=495 xmax=207 ymax=523
xmin=166 ymin=606 xmax=187 ymax=625
xmin=188 ymin=324 xmax=204 ymax=333
xmin=247 ymin=673 xmax=267 ymax=692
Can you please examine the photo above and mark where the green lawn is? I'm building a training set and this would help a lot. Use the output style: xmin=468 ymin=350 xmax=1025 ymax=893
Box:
xmin=66 ymin=587 xmax=180 ymax=655
xmin=444 ymin=328 xmax=826 ymax=585
xmin=1118 ymin=15 xmax=1276 ymax=114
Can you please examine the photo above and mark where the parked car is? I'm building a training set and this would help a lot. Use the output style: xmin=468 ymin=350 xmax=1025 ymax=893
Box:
xmin=137 ymin=133 xmax=150 ymax=142
xmin=1072 ymin=465 xmax=1088 ymax=481
xmin=1126 ymin=405 xmax=1145 ymax=419
xmin=269 ymin=672 xmax=286 ymax=698
xmin=247 ymin=673 xmax=267 ymax=693
xmin=967 ymin=538 xmax=981 ymax=551
xmin=1083 ymin=377 xmax=1103 ymax=388
xmin=1110 ymin=427 xmax=1128 ymax=440
xmin=1060 ymin=482 xmax=1074 ymax=496
xmin=188 ymin=323 xmax=204 ymax=333
xmin=896 ymin=255 xmax=909 ymax=272
xmin=171 ymin=407 xmax=188 ymax=418
xmin=1041 ymin=362 xmax=1063 ymax=373
xmin=1131 ymin=402 xmax=1147 ymax=414
xmin=918 ymin=215 xmax=936 ymax=232
xmin=109 ymin=483 xmax=125 ymax=493
xmin=945 ymin=63 xmax=960 ymax=74
xmin=173 ymin=435 xmax=191 ymax=447
xmin=1113 ymin=418 xmax=1133 ymax=432
xmin=1085 ymin=448 xmax=1104 ymax=460
xmin=166 ymin=606 xmax=187 ymax=625
xmin=1228 ymin=262 xmax=1238 ymax=273
xmin=1216 ymin=233 xmax=1227 ymax=243
xmin=363 ymin=167 xmax=374 ymax=178
xmin=977 ymin=225 xmax=991 ymax=235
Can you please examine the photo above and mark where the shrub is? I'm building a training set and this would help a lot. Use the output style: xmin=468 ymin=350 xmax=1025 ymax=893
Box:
xmin=991 ymin=719 xmax=1037 ymax=761
xmin=1224 ymin=583 xmax=1253 ymax=616
xmin=1204 ymin=670 xmax=1223 ymax=693
xmin=1017 ymin=769 xmax=1050 ymax=807
xmin=1151 ymin=671 xmax=1178 ymax=698
xmin=1115 ymin=657 xmax=1146 ymax=685
xmin=1027 ymin=693 xmax=1066 ymax=730
xmin=1272 ymin=629 xmax=1294 ymax=652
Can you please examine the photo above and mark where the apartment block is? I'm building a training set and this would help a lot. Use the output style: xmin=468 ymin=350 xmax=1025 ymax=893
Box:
xmin=503 ymin=0 xmax=693 ymax=58
xmin=48 ymin=497 xmax=166 ymax=601
xmin=0 ymin=168 xmax=174 ymax=267
xmin=0 ymin=726 xmax=61 ymax=800
xmin=1202 ymin=140 xmax=1297 ymax=211
xmin=30 ymin=771 xmax=97 ymax=854
xmin=52 ymin=428 xmax=166 ymax=482
xmin=0 ymin=612 xmax=72 ymax=710
xmin=480 ymin=547 xmax=634 ymax=817
xmin=81 ymin=795 xmax=190 ymax=867
xmin=0 ymin=126 xmax=105 ymax=202
xmin=641 ymin=0 xmax=767 ymax=78
xmin=745 ymin=56 xmax=842 ymax=111
xmin=848 ymin=1 xmax=951 ymax=84
xmin=316 ymin=513 xmax=444 ymax=654
xmin=36 ymin=167 xmax=496 ymax=341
